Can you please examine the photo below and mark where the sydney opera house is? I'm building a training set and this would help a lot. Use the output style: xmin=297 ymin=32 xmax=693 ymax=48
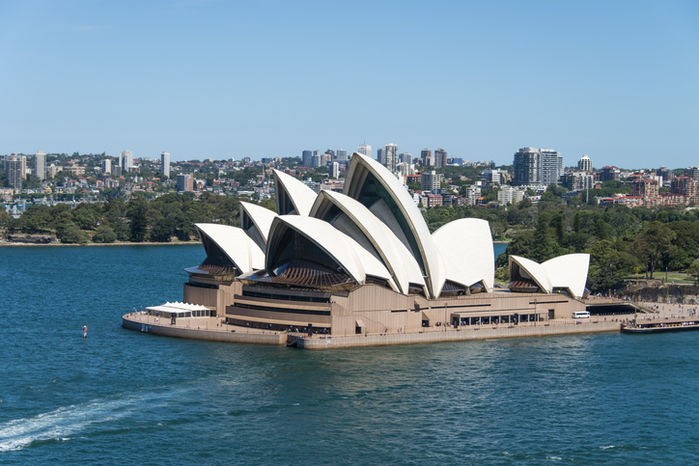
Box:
xmin=177 ymin=153 xmax=591 ymax=339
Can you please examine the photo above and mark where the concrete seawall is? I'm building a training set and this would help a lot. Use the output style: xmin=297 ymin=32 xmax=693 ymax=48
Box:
xmin=123 ymin=313 xmax=622 ymax=349
xmin=290 ymin=321 xmax=622 ymax=350
xmin=122 ymin=316 xmax=285 ymax=345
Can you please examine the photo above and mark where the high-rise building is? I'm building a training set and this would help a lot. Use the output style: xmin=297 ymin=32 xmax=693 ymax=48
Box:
xmin=6 ymin=155 xmax=23 ymax=191
xmin=513 ymin=147 xmax=540 ymax=186
xmin=513 ymin=147 xmax=563 ymax=186
xmin=103 ymin=158 xmax=112 ymax=175
xmin=176 ymin=173 xmax=194 ymax=192
xmin=656 ymin=167 xmax=674 ymax=186
xmin=34 ymin=150 xmax=46 ymax=180
xmin=540 ymin=149 xmax=564 ymax=186
xmin=421 ymin=149 xmax=432 ymax=167
xmin=631 ymin=177 xmax=658 ymax=199
xmin=357 ymin=144 xmax=371 ymax=157
xmin=331 ymin=162 xmax=340 ymax=179
xmin=335 ymin=149 xmax=348 ymax=162
xmin=311 ymin=153 xmax=321 ymax=168
xmin=671 ymin=176 xmax=697 ymax=198
xmin=497 ymin=185 xmax=526 ymax=206
xmin=120 ymin=150 xmax=134 ymax=172
xmin=434 ymin=148 xmax=447 ymax=168
xmin=382 ymin=143 xmax=398 ymax=172
xmin=399 ymin=152 xmax=412 ymax=165
xmin=320 ymin=152 xmax=332 ymax=166
xmin=687 ymin=166 xmax=699 ymax=180
xmin=577 ymin=154 xmax=592 ymax=173
xmin=600 ymin=166 xmax=620 ymax=182
xmin=161 ymin=152 xmax=170 ymax=178
xmin=302 ymin=150 xmax=313 ymax=167
xmin=561 ymin=172 xmax=594 ymax=191
xmin=482 ymin=168 xmax=503 ymax=184
xmin=397 ymin=162 xmax=413 ymax=177
xmin=420 ymin=170 xmax=443 ymax=192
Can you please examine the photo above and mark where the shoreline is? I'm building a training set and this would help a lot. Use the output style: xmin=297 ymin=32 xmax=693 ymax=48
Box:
xmin=0 ymin=240 xmax=200 ymax=247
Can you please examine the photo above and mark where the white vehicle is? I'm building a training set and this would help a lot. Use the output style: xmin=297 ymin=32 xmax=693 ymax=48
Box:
xmin=572 ymin=311 xmax=591 ymax=319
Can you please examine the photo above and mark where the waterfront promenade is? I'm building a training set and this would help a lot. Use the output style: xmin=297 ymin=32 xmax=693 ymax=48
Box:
xmin=123 ymin=302 xmax=690 ymax=349
xmin=123 ymin=299 xmax=697 ymax=349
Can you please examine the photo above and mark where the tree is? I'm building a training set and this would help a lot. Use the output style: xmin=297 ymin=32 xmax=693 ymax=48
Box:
xmin=586 ymin=239 xmax=637 ymax=293
xmin=550 ymin=213 xmax=564 ymax=244
xmin=127 ymin=196 xmax=149 ymax=242
xmin=688 ymin=258 xmax=699 ymax=285
xmin=149 ymin=215 xmax=177 ymax=242
xmin=632 ymin=221 xmax=676 ymax=279
xmin=15 ymin=205 xmax=53 ymax=233
xmin=92 ymin=225 xmax=117 ymax=243
xmin=72 ymin=204 xmax=98 ymax=230
xmin=0 ymin=209 xmax=11 ymax=233
xmin=56 ymin=221 xmax=87 ymax=244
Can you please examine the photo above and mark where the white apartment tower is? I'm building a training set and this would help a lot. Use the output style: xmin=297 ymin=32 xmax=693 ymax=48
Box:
xmin=331 ymin=161 xmax=340 ymax=179
xmin=120 ymin=150 xmax=134 ymax=172
xmin=35 ymin=150 xmax=46 ymax=180
xmin=161 ymin=152 xmax=171 ymax=178
xmin=383 ymin=143 xmax=398 ymax=172
xmin=357 ymin=143 xmax=371 ymax=158
xmin=577 ymin=154 xmax=592 ymax=173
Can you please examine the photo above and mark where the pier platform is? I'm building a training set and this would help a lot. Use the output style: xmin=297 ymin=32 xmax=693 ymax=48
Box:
xmin=121 ymin=312 xmax=286 ymax=345
xmin=123 ymin=312 xmax=626 ymax=349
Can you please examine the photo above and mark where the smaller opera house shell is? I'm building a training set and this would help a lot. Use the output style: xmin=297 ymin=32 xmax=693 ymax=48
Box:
xmin=184 ymin=153 xmax=590 ymax=336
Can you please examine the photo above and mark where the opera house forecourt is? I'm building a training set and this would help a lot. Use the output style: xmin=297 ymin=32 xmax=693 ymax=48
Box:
xmin=123 ymin=153 xmax=630 ymax=349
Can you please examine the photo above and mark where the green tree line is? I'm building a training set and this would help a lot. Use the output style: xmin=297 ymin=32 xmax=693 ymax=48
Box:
xmin=1 ymin=193 xmax=275 ymax=245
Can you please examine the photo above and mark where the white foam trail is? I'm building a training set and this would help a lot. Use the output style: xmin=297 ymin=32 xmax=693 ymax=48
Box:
xmin=0 ymin=389 xmax=185 ymax=452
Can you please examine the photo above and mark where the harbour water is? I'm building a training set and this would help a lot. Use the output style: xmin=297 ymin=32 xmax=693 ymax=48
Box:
xmin=1 ymin=245 xmax=698 ymax=464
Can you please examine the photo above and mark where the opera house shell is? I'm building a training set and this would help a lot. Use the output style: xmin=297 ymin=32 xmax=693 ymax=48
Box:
xmin=183 ymin=153 xmax=590 ymax=337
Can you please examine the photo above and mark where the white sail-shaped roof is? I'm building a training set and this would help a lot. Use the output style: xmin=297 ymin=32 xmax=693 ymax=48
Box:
xmin=509 ymin=254 xmax=589 ymax=298
xmin=344 ymin=153 xmax=445 ymax=298
xmin=310 ymin=190 xmax=426 ymax=294
xmin=195 ymin=223 xmax=265 ymax=273
xmin=272 ymin=169 xmax=316 ymax=216
xmin=509 ymin=255 xmax=552 ymax=293
xmin=266 ymin=215 xmax=394 ymax=289
xmin=240 ymin=201 xmax=277 ymax=248
xmin=432 ymin=218 xmax=495 ymax=292
xmin=542 ymin=253 xmax=590 ymax=298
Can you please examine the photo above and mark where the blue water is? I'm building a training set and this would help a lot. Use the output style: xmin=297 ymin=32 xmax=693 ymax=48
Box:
xmin=1 ymin=245 xmax=698 ymax=464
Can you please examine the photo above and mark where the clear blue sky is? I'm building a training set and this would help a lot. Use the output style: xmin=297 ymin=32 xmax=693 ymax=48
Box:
xmin=1 ymin=0 xmax=697 ymax=167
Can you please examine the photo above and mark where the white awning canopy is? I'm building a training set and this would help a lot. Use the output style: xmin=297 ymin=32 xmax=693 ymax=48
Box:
xmin=146 ymin=301 xmax=211 ymax=315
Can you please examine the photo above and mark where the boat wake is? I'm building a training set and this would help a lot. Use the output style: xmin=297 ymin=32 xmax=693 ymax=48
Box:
xmin=0 ymin=389 xmax=181 ymax=452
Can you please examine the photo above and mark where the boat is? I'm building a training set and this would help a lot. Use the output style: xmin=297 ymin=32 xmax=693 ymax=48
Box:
xmin=621 ymin=319 xmax=699 ymax=334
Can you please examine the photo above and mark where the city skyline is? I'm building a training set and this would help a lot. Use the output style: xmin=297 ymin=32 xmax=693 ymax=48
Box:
xmin=0 ymin=1 xmax=697 ymax=166
xmin=2 ymin=145 xmax=695 ymax=171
